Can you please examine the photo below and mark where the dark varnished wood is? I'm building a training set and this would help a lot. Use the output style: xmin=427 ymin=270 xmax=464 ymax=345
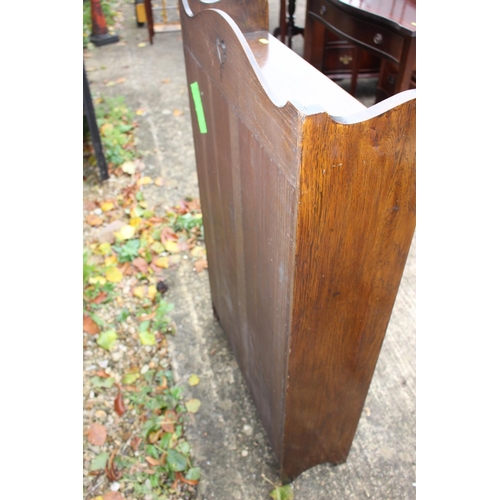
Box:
xmin=304 ymin=0 xmax=416 ymax=99
xmin=180 ymin=0 xmax=416 ymax=482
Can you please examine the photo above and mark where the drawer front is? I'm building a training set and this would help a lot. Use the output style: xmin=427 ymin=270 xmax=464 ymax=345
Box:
xmin=309 ymin=0 xmax=404 ymax=64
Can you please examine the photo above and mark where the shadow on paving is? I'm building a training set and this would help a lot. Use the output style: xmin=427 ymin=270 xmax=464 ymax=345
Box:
xmin=84 ymin=1 xmax=415 ymax=498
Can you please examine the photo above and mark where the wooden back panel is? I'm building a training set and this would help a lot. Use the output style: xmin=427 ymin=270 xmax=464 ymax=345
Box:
xmin=180 ymin=0 xmax=416 ymax=481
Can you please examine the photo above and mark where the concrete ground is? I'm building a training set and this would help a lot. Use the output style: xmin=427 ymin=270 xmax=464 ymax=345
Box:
xmin=84 ymin=1 xmax=416 ymax=498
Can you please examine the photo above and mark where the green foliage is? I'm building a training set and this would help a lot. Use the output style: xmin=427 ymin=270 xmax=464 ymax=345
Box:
xmin=93 ymin=96 xmax=137 ymax=167
xmin=83 ymin=249 xmax=95 ymax=284
xmin=113 ymin=238 xmax=141 ymax=262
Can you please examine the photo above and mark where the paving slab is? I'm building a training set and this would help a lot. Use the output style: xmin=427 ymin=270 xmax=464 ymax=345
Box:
xmin=85 ymin=2 xmax=415 ymax=498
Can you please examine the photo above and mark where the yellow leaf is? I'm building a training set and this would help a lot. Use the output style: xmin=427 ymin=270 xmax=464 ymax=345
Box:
xmin=138 ymin=42 xmax=147 ymax=48
xmin=135 ymin=108 xmax=145 ymax=115
xmin=138 ymin=201 xmax=148 ymax=209
xmin=106 ymin=266 xmax=123 ymax=283
xmin=155 ymin=257 xmax=169 ymax=269
xmin=164 ymin=241 xmax=180 ymax=254
xmin=115 ymin=225 xmax=136 ymax=241
xmin=188 ymin=374 xmax=200 ymax=386
xmin=121 ymin=161 xmax=136 ymax=175
xmin=96 ymin=242 xmax=112 ymax=255
xmin=185 ymin=398 xmax=201 ymax=413
xmin=105 ymin=254 xmax=117 ymax=266
xmin=191 ymin=246 xmax=206 ymax=258
xmin=129 ymin=217 xmax=142 ymax=227
xmin=99 ymin=123 xmax=113 ymax=134
xmin=137 ymin=176 xmax=152 ymax=186
xmin=173 ymin=109 xmax=184 ymax=117
xmin=147 ymin=285 xmax=157 ymax=299
xmin=154 ymin=177 xmax=164 ymax=186
xmin=89 ymin=276 xmax=106 ymax=285
xmin=133 ymin=285 xmax=157 ymax=300
xmin=100 ymin=201 xmax=114 ymax=212
xmin=150 ymin=242 xmax=164 ymax=254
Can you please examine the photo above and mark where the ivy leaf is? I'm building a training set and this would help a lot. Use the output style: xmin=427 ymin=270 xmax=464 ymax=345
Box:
xmin=97 ymin=330 xmax=118 ymax=351
xmin=167 ymin=449 xmax=188 ymax=472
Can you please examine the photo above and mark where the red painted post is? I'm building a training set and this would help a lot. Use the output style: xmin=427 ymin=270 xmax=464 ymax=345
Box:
xmin=89 ymin=0 xmax=119 ymax=46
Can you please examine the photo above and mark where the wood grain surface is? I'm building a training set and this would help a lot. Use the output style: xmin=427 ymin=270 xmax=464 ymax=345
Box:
xmin=180 ymin=0 xmax=416 ymax=482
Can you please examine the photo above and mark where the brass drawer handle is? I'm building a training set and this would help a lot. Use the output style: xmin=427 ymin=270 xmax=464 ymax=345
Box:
xmin=320 ymin=5 xmax=327 ymax=15
xmin=373 ymin=33 xmax=383 ymax=44
xmin=339 ymin=54 xmax=352 ymax=65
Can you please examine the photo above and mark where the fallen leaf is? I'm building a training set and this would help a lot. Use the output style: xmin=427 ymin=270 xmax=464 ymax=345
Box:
xmin=194 ymin=259 xmax=208 ymax=273
xmin=132 ymin=285 xmax=157 ymax=300
xmin=118 ymin=224 xmax=136 ymax=241
xmin=121 ymin=160 xmax=136 ymax=175
xmin=150 ymin=241 xmax=165 ymax=254
xmin=90 ymin=452 xmax=109 ymax=471
xmin=97 ymin=330 xmax=118 ymax=351
xmin=145 ymin=456 xmax=161 ymax=466
xmin=83 ymin=315 xmax=100 ymax=335
xmin=132 ymin=257 xmax=149 ymax=274
xmin=105 ymin=448 xmax=123 ymax=482
xmin=91 ymin=291 xmax=107 ymax=304
xmin=173 ymin=109 xmax=184 ymax=117
xmin=87 ymin=214 xmax=104 ymax=226
xmin=137 ymin=176 xmax=152 ymax=186
xmin=137 ymin=42 xmax=147 ymax=48
xmin=103 ymin=491 xmax=124 ymax=500
xmin=129 ymin=217 xmax=142 ymax=227
xmin=96 ymin=242 xmax=112 ymax=255
xmin=161 ymin=422 xmax=175 ymax=433
xmin=164 ymin=241 xmax=180 ymax=254
xmin=88 ymin=423 xmax=107 ymax=446
xmin=123 ymin=372 xmax=140 ymax=385
xmin=105 ymin=266 xmax=123 ymax=283
xmin=139 ymin=330 xmax=156 ymax=346
xmin=105 ymin=81 xmax=116 ymax=87
xmin=185 ymin=398 xmax=201 ymax=413
xmin=130 ymin=436 xmax=142 ymax=451
xmin=89 ymin=276 xmax=107 ymax=285
xmin=148 ymin=429 xmax=162 ymax=444
xmin=161 ymin=78 xmax=171 ymax=84
xmin=100 ymin=201 xmax=115 ymax=212
xmin=188 ymin=374 xmax=200 ymax=386
xmin=104 ymin=254 xmax=117 ymax=266
xmin=115 ymin=77 xmax=126 ymax=84
xmin=154 ymin=256 xmax=169 ymax=268
xmin=154 ymin=177 xmax=164 ymax=186
xmin=114 ymin=393 xmax=126 ymax=416
xmin=191 ymin=246 xmax=206 ymax=258
xmin=135 ymin=108 xmax=145 ymax=115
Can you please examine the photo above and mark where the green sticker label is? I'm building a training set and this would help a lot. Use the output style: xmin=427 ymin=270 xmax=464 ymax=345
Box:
xmin=190 ymin=81 xmax=207 ymax=134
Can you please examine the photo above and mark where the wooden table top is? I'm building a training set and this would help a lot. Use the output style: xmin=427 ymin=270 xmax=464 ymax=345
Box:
xmin=334 ymin=0 xmax=416 ymax=35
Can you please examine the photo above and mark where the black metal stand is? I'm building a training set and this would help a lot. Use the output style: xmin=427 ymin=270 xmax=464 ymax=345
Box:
xmin=89 ymin=32 xmax=119 ymax=47
xmin=83 ymin=63 xmax=109 ymax=182
xmin=273 ymin=0 xmax=304 ymax=49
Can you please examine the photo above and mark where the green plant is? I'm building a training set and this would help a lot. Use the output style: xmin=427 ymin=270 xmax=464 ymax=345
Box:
xmin=93 ymin=96 xmax=138 ymax=167
xmin=113 ymin=239 xmax=141 ymax=262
